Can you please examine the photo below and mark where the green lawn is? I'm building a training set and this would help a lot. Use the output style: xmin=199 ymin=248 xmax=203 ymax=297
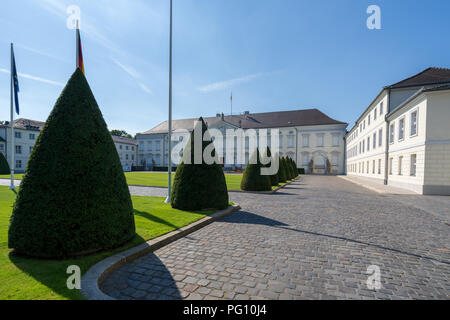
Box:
xmin=0 ymin=186 xmax=216 ymax=300
xmin=0 ymin=172 xmax=293 ymax=191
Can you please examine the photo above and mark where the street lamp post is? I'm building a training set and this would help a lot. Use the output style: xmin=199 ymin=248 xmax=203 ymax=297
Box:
xmin=165 ymin=0 xmax=173 ymax=204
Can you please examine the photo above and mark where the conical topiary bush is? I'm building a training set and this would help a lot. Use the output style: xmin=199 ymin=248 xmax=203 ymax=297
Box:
xmin=289 ymin=158 xmax=297 ymax=179
xmin=171 ymin=117 xmax=229 ymax=210
xmin=281 ymin=157 xmax=292 ymax=180
xmin=8 ymin=69 xmax=135 ymax=258
xmin=0 ymin=152 xmax=10 ymax=174
xmin=277 ymin=155 xmax=287 ymax=183
xmin=291 ymin=158 xmax=298 ymax=178
xmin=240 ymin=148 xmax=272 ymax=191
xmin=263 ymin=147 xmax=278 ymax=187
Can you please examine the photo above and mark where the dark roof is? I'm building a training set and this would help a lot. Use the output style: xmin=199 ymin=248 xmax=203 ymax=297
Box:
xmin=387 ymin=67 xmax=450 ymax=89
xmin=112 ymin=135 xmax=137 ymax=145
xmin=0 ymin=118 xmax=45 ymax=131
xmin=140 ymin=109 xmax=347 ymax=135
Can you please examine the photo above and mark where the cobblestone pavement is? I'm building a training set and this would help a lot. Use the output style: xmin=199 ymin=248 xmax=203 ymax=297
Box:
xmin=101 ymin=176 xmax=445 ymax=299
xmin=100 ymin=176 xmax=450 ymax=300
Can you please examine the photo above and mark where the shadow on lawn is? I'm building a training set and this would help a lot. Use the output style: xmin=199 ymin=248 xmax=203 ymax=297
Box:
xmin=9 ymin=234 xmax=148 ymax=300
xmin=100 ymin=253 xmax=182 ymax=300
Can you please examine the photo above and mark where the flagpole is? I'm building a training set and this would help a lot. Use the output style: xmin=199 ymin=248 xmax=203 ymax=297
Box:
xmin=165 ymin=0 xmax=173 ymax=204
xmin=9 ymin=43 xmax=15 ymax=190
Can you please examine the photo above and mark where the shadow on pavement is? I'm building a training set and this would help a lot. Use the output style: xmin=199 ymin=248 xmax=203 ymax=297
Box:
xmin=100 ymin=253 xmax=182 ymax=300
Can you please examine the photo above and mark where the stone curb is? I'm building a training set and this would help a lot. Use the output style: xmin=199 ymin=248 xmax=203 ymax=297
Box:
xmin=80 ymin=203 xmax=241 ymax=300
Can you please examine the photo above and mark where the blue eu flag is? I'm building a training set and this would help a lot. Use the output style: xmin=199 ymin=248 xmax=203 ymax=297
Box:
xmin=12 ymin=48 xmax=19 ymax=115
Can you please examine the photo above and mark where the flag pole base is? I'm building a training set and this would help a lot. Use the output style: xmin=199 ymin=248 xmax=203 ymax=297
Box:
xmin=164 ymin=196 xmax=170 ymax=204
xmin=9 ymin=185 xmax=16 ymax=190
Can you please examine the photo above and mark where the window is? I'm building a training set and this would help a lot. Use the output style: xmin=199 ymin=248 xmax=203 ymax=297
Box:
xmin=372 ymin=160 xmax=375 ymax=174
xmin=279 ymin=135 xmax=283 ymax=148
xmin=367 ymin=161 xmax=369 ymax=174
xmin=399 ymin=118 xmax=405 ymax=141
xmin=132 ymin=146 xmax=135 ymax=151
xmin=316 ymin=135 xmax=324 ymax=147
xmin=119 ymin=145 xmax=122 ymax=150
xmin=367 ymin=137 xmax=370 ymax=151
xmin=332 ymin=135 xmax=340 ymax=147
xmin=389 ymin=158 xmax=393 ymax=175
xmin=378 ymin=159 xmax=381 ymax=174
xmin=15 ymin=132 xmax=21 ymax=139
xmin=368 ymin=115 xmax=371 ymax=126
xmin=410 ymin=154 xmax=417 ymax=176
xmin=362 ymin=140 xmax=365 ymax=153
xmin=155 ymin=141 xmax=161 ymax=151
xmin=363 ymin=120 xmax=366 ymax=129
xmin=373 ymin=133 xmax=376 ymax=149
xmin=410 ymin=111 xmax=418 ymax=136
xmin=126 ymin=154 xmax=129 ymax=160
xmin=302 ymin=135 xmax=310 ymax=147
xmin=374 ymin=108 xmax=377 ymax=120
xmin=287 ymin=135 xmax=295 ymax=148
xmin=380 ymin=102 xmax=384 ymax=115
xmin=132 ymin=155 xmax=135 ymax=161
xmin=359 ymin=142 xmax=362 ymax=153
xmin=15 ymin=145 xmax=22 ymax=154
xmin=126 ymin=146 xmax=129 ymax=150
xmin=398 ymin=156 xmax=403 ymax=175
xmin=378 ymin=129 xmax=383 ymax=147
xmin=389 ymin=123 xmax=395 ymax=144
xmin=15 ymin=160 xmax=22 ymax=169
xmin=29 ymin=133 xmax=36 ymax=140
xmin=29 ymin=146 xmax=33 ymax=153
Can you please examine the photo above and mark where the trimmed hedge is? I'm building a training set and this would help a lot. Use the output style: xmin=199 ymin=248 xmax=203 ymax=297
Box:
xmin=0 ymin=152 xmax=10 ymax=174
xmin=171 ymin=117 xmax=229 ymax=210
xmin=8 ymin=69 xmax=136 ymax=258
xmin=240 ymin=148 xmax=272 ymax=191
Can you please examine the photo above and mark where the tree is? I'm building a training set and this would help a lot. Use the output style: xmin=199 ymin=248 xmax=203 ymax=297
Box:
xmin=309 ymin=159 xmax=314 ymax=174
xmin=110 ymin=129 xmax=133 ymax=139
xmin=171 ymin=117 xmax=229 ymax=210
xmin=0 ymin=152 xmax=10 ymax=174
xmin=263 ymin=147 xmax=279 ymax=186
xmin=8 ymin=69 xmax=135 ymax=258
xmin=240 ymin=148 xmax=272 ymax=191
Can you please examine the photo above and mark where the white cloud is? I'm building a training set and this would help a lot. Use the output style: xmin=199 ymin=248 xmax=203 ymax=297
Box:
xmin=197 ymin=73 xmax=267 ymax=93
xmin=0 ymin=68 xmax=64 ymax=87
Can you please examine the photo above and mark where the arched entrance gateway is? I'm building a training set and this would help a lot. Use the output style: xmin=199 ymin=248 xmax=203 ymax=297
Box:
xmin=312 ymin=151 xmax=328 ymax=175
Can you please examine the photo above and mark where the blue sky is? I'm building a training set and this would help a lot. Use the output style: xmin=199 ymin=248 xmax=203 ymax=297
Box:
xmin=1 ymin=0 xmax=449 ymax=135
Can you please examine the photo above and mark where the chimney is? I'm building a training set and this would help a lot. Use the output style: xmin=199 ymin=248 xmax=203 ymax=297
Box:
xmin=221 ymin=113 xmax=224 ymax=120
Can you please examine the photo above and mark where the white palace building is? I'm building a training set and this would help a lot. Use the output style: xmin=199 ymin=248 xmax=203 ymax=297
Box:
xmin=345 ymin=67 xmax=450 ymax=195
xmin=136 ymin=109 xmax=348 ymax=174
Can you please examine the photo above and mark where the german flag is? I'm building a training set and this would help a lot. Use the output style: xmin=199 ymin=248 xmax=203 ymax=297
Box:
xmin=76 ymin=21 xmax=85 ymax=75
